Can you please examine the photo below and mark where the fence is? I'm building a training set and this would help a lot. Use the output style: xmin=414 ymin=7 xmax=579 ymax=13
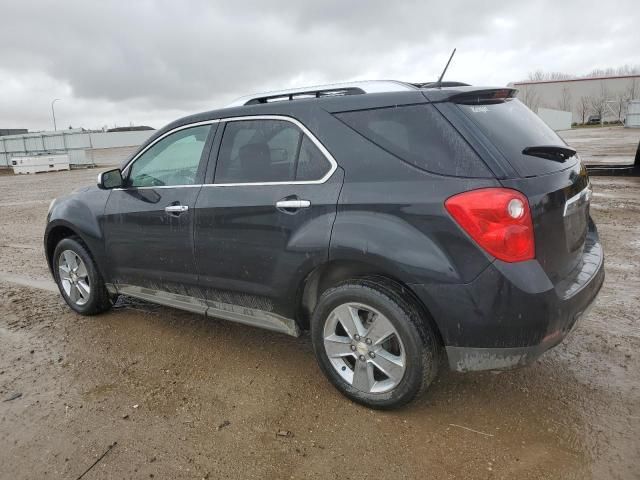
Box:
xmin=0 ymin=129 xmax=155 ymax=167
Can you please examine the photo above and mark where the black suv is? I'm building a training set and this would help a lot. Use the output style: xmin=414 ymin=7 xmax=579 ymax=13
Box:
xmin=45 ymin=81 xmax=604 ymax=409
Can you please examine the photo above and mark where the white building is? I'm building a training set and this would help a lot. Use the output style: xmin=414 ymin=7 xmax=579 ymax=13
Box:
xmin=0 ymin=128 xmax=155 ymax=169
xmin=510 ymin=75 xmax=640 ymax=125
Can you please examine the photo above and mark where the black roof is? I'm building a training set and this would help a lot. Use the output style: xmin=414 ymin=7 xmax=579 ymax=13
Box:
xmin=156 ymin=84 xmax=515 ymax=137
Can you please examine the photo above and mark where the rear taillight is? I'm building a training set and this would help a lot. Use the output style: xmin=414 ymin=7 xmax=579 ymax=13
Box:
xmin=445 ymin=188 xmax=535 ymax=262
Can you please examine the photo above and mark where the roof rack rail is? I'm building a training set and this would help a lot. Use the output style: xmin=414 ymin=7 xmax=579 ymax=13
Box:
xmin=226 ymin=80 xmax=417 ymax=107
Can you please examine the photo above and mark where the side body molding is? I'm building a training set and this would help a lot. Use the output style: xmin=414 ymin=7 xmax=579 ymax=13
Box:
xmin=112 ymin=284 xmax=300 ymax=337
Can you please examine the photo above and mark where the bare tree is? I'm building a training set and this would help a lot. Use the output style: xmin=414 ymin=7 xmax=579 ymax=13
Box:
xmin=588 ymin=82 xmax=609 ymax=122
xmin=577 ymin=96 xmax=590 ymax=124
xmin=616 ymin=64 xmax=640 ymax=76
xmin=587 ymin=67 xmax=614 ymax=78
xmin=589 ymin=97 xmax=605 ymax=120
xmin=519 ymin=64 xmax=640 ymax=83
xmin=626 ymin=78 xmax=639 ymax=101
xmin=527 ymin=70 xmax=574 ymax=81
xmin=528 ymin=70 xmax=545 ymax=82
xmin=585 ymin=65 xmax=640 ymax=78
xmin=614 ymin=93 xmax=627 ymax=122
xmin=557 ymin=87 xmax=572 ymax=112
xmin=548 ymin=72 xmax=574 ymax=81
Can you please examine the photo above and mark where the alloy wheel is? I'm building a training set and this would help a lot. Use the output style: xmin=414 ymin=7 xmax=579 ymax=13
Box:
xmin=57 ymin=250 xmax=91 ymax=306
xmin=323 ymin=302 xmax=406 ymax=394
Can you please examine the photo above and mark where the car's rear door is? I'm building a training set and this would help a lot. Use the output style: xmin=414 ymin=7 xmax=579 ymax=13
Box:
xmin=193 ymin=116 xmax=343 ymax=325
xmin=102 ymin=122 xmax=217 ymax=298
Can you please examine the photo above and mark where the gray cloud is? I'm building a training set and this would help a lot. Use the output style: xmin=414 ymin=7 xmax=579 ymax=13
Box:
xmin=1 ymin=0 xmax=639 ymax=130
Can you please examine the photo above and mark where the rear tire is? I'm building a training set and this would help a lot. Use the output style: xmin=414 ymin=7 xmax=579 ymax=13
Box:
xmin=53 ymin=237 xmax=112 ymax=315
xmin=311 ymin=278 xmax=439 ymax=409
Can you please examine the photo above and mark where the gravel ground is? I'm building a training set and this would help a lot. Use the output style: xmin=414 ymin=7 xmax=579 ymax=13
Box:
xmin=0 ymin=167 xmax=639 ymax=479
xmin=560 ymin=126 xmax=639 ymax=165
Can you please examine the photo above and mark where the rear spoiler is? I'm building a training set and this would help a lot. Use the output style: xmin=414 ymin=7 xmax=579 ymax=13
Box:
xmin=450 ymin=88 xmax=517 ymax=105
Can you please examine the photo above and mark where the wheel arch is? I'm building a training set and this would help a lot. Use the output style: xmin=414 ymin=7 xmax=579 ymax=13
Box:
xmin=45 ymin=222 xmax=79 ymax=271
xmin=296 ymin=260 xmax=445 ymax=347
xmin=44 ymin=221 xmax=104 ymax=278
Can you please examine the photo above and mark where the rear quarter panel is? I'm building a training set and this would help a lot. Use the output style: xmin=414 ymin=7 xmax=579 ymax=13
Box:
xmin=322 ymin=112 xmax=500 ymax=284
xmin=331 ymin=176 xmax=498 ymax=285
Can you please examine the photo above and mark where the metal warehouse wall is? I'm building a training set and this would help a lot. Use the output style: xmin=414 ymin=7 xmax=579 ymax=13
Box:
xmin=87 ymin=146 xmax=141 ymax=166
xmin=0 ymin=129 xmax=155 ymax=167
xmin=510 ymin=75 xmax=640 ymax=124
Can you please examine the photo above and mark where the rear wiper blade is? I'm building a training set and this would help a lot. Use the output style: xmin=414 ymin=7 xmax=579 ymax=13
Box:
xmin=522 ymin=145 xmax=577 ymax=162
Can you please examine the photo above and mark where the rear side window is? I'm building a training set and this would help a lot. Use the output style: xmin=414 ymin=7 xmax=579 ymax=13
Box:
xmin=457 ymin=99 xmax=576 ymax=177
xmin=335 ymin=104 xmax=491 ymax=177
xmin=296 ymin=136 xmax=328 ymax=181
xmin=215 ymin=119 xmax=331 ymax=183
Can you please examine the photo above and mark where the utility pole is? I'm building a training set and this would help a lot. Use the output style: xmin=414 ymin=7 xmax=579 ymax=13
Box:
xmin=51 ymin=98 xmax=60 ymax=131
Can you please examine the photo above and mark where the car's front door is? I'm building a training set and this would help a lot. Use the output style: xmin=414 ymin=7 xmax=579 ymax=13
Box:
xmin=194 ymin=116 xmax=343 ymax=326
xmin=103 ymin=122 xmax=217 ymax=298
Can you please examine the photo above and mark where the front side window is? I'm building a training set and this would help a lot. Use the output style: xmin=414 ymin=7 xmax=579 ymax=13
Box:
xmin=214 ymin=119 xmax=331 ymax=184
xmin=128 ymin=124 xmax=211 ymax=187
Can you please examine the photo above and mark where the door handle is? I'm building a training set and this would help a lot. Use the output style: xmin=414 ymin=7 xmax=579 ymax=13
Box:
xmin=165 ymin=205 xmax=189 ymax=214
xmin=275 ymin=200 xmax=311 ymax=209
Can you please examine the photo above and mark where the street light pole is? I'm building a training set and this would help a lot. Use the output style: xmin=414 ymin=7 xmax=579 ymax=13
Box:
xmin=51 ymin=98 xmax=60 ymax=131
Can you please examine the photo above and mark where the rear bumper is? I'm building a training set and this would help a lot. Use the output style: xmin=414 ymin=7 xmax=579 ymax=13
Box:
xmin=444 ymin=292 xmax=597 ymax=371
xmin=411 ymin=229 xmax=604 ymax=372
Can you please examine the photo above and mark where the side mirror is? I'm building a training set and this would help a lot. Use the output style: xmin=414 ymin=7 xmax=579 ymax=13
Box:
xmin=97 ymin=168 xmax=124 ymax=189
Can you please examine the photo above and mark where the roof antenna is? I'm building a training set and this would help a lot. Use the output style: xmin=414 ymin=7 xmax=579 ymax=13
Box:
xmin=434 ymin=48 xmax=457 ymax=88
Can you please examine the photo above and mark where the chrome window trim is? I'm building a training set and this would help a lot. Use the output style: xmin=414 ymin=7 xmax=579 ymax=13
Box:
xmin=206 ymin=114 xmax=337 ymax=187
xmin=115 ymin=115 xmax=337 ymax=191
xmin=113 ymin=184 xmax=203 ymax=190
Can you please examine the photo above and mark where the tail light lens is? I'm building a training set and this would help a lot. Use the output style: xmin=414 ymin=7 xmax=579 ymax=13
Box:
xmin=445 ymin=188 xmax=535 ymax=262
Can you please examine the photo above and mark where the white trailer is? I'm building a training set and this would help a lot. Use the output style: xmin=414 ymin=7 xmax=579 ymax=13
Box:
xmin=626 ymin=100 xmax=640 ymax=128
xmin=11 ymin=154 xmax=70 ymax=174
xmin=537 ymin=107 xmax=573 ymax=131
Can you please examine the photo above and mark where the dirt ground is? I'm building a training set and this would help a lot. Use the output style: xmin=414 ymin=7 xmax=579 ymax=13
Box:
xmin=560 ymin=126 xmax=639 ymax=165
xmin=1 ymin=167 xmax=639 ymax=480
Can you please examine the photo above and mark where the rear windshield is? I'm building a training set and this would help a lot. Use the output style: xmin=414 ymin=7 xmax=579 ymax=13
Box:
xmin=335 ymin=104 xmax=492 ymax=177
xmin=457 ymin=98 xmax=577 ymax=177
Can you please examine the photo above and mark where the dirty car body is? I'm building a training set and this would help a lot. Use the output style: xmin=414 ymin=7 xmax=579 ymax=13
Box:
xmin=45 ymin=81 xmax=604 ymax=408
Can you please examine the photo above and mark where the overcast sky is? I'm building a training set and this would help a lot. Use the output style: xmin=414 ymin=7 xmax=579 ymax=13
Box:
xmin=1 ymin=0 xmax=639 ymax=131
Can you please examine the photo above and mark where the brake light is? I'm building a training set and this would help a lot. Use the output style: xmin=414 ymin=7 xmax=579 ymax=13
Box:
xmin=491 ymin=89 xmax=513 ymax=100
xmin=445 ymin=188 xmax=535 ymax=262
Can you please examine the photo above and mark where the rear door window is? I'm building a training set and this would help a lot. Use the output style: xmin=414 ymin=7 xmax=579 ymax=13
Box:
xmin=335 ymin=104 xmax=491 ymax=177
xmin=214 ymin=119 xmax=332 ymax=183
xmin=296 ymin=136 xmax=329 ymax=181
xmin=457 ymin=98 xmax=577 ymax=177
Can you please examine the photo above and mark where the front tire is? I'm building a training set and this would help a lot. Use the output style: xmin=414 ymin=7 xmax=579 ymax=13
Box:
xmin=311 ymin=279 xmax=439 ymax=409
xmin=53 ymin=237 xmax=112 ymax=315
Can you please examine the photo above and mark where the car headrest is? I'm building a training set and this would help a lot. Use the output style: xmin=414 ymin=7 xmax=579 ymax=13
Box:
xmin=239 ymin=143 xmax=270 ymax=176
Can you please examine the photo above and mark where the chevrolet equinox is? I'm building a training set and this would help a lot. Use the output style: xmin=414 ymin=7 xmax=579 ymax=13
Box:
xmin=45 ymin=81 xmax=604 ymax=409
